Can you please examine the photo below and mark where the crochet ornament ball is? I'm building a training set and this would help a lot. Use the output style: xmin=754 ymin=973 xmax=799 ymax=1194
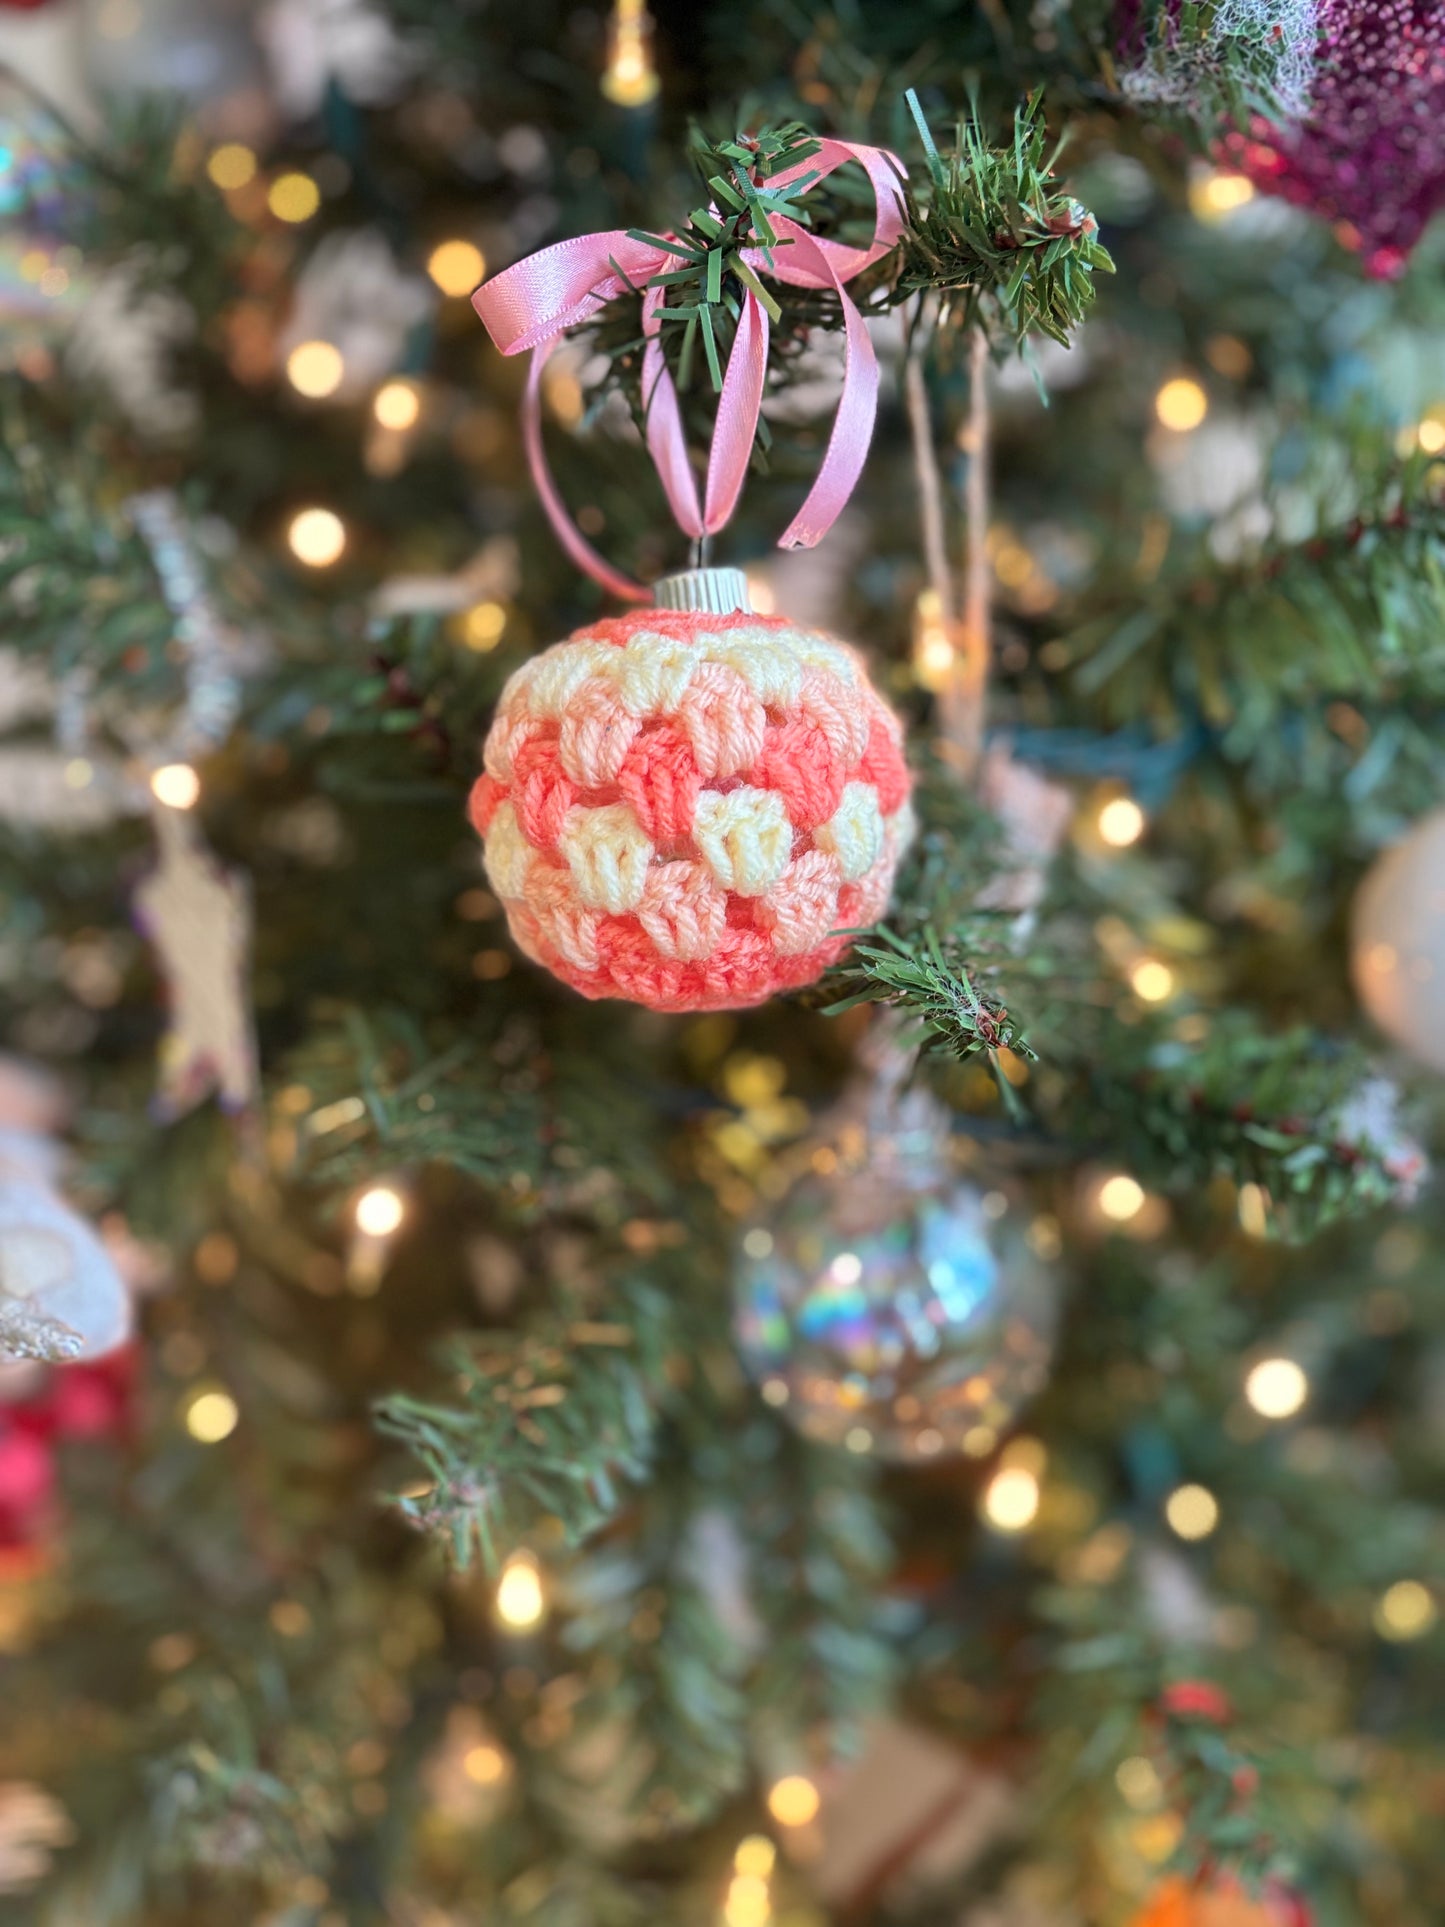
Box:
xmin=468 ymin=580 xmax=913 ymax=1012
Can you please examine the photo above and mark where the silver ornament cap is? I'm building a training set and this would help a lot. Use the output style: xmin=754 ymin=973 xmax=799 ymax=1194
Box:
xmin=653 ymin=567 xmax=753 ymax=615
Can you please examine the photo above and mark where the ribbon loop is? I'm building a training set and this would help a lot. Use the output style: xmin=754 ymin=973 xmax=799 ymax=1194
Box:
xmin=472 ymin=140 xmax=906 ymax=600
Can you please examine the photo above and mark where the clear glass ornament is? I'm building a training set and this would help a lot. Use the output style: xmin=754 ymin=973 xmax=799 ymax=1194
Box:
xmin=733 ymin=1038 xmax=1058 ymax=1462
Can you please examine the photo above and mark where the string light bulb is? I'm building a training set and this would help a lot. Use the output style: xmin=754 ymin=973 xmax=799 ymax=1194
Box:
xmin=1245 ymin=1357 xmax=1308 ymax=1420
xmin=912 ymin=587 xmax=956 ymax=692
xmin=723 ymin=1874 xmax=771 ymax=1927
xmin=766 ymin=1774 xmax=820 ymax=1827
xmin=1165 ymin=1483 xmax=1219 ymax=1541
xmin=1097 ymin=1173 xmax=1146 ymax=1223
xmin=982 ymin=1464 xmax=1041 ymax=1532
xmin=1155 ymin=377 xmax=1208 ymax=432
xmin=286 ymin=340 xmax=345 ymax=399
xmin=462 ymin=1742 xmax=508 ymax=1784
xmin=1374 ymin=1579 xmax=1437 ymax=1642
xmin=185 ymin=1388 xmax=239 ymax=1443
xmin=459 ymin=602 xmax=507 ymax=652
xmin=355 ymin=1185 xmax=405 ymax=1238
xmin=427 ymin=240 xmax=485 ymax=298
xmin=601 ymin=0 xmax=660 ymax=107
xmin=150 ymin=763 xmax=201 ymax=811
xmin=374 ymin=380 xmax=421 ymax=431
xmin=268 ymin=171 xmax=321 ymax=224
xmin=207 ymin=143 xmax=257 ymax=191
xmin=1130 ymin=958 xmax=1176 ymax=1003
xmin=1097 ymin=795 xmax=1145 ymax=847
xmin=1237 ymin=1181 xmax=1271 ymax=1238
xmin=288 ymin=507 xmax=347 ymax=568
xmin=1190 ymin=170 xmax=1256 ymax=220
xmin=495 ymin=1553 xmax=547 ymax=1630
xmin=734 ymin=1837 xmax=776 ymax=1879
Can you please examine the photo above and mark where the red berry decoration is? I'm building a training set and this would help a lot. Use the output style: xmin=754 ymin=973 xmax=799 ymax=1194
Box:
xmin=1159 ymin=1679 xmax=1235 ymax=1724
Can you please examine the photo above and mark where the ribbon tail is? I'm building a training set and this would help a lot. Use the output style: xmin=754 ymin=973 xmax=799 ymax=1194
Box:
xmin=642 ymin=286 xmax=705 ymax=540
xmin=703 ymin=289 xmax=768 ymax=535
xmin=776 ymin=256 xmax=879 ymax=552
xmin=522 ymin=343 xmax=651 ymax=602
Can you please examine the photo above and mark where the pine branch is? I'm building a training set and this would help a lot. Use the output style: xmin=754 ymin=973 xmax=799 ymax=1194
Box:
xmin=0 ymin=398 xmax=178 ymax=704
xmin=376 ymin=1272 xmax=683 ymax=1566
xmin=896 ymin=90 xmax=1113 ymax=347
xmin=555 ymin=1460 xmax=754 ymax=1827
xmin=1087 ymin=1019 xmax=1421 ymax=1241
xmin=822 ymin=755 xmax=1039 ymax=1075
xmin=824 ymin=925 xmax=1039 ymax=1069
xmin=1063 ymin=480 xmax=1445 ymax=734
xmin=743 ymin=1430 xmax=898 ymax=1740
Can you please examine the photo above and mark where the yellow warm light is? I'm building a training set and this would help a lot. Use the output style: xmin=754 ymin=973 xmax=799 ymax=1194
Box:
xmin=1115 ymin=1754 xmax=1163 ymax=1810
xmin=1130 ymin=958 xmax=1176 ymax=1003
xmin=495 ymin=1555 xmax=547 ymax=1630
xmin=1155 ymin=377 xmax=1208 ymax=432
xmin=287 ymin=339 xmax=345 ymax=399
xmin=1374 ymin=1579 xmax=1437 ymax=1642
xmin=1192 ymin=171 xmax=1257 ymax=218
xmin=288 ymin=507 xmax=347 ymax=568
xmin=268 ymin=171 xmax=321 ymax=224
xmin=207 ymin=143 xmax=257 ymax=191
xmin=601 ymin=0 xmax=660 ymax=107
xmin=1165 ymin=1483 xmax=1219 ymax=1542
xmin=460 ymin=601 xmax=508 ymax=652
xmin=1245 ymin=1357 xmax=1308 ymax=1420
xmin=428 ymin=239 xmax=486 ymax=298
xmin=186 ymin=1389 xmax=239 ymax=1443
xmin=766 ymin=1774 xmax=820 ymax=1828
xmin=1237 ymin=1181 xmax=1271 ymax=1238
xmin=462 ymin=1742 xmax=508 ymax=1784
xmin=723 ymin=1874 xmax=772 ymax=1927
xmin=150 ymin=763 xmax=201 ymax=811
xmin=983 ymin=1465 xmax=1041 ymax=1532
xmin=355 ymin=1186 xmax=405 ymax=1238
xmin=374 ymin=380 xmax=421 ymax=431
xmin=912 ymin=588 xmax=955 ymax=693
xmin=1416 ymin=419 xmax=1445 ymax=454
xmin=1098 ymin=796 xmax=1145 ymax=847
xmin=734 ymin=1835 xmax=776 ymax=1878
xmin=1098 ymin=1174 xmax=1146 ymax=1223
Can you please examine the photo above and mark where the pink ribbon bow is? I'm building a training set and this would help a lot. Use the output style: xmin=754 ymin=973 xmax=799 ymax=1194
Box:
xmin=473 ymin=140 xmax=907 ymax=601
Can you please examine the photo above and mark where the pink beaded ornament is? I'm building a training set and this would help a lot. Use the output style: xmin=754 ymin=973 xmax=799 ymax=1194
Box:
xmin=1221 ymin=1 xmax=1445 ymax=279
xmin=469 ymin=578 xmax=913 ymax=1011
xmin=1118 ymin=1 xmax=1445 ymax=278
xmin=469 ymin=135 xmax=915 ymax=1010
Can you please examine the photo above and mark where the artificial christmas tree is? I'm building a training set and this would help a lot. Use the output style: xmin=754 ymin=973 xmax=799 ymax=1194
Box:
xmin=0 ymin=1 xmax=1442 ymax=1922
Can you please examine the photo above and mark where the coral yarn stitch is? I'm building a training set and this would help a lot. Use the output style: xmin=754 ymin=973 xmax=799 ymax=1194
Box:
xmin=470 ymin=609 xmax=914 ymax=1011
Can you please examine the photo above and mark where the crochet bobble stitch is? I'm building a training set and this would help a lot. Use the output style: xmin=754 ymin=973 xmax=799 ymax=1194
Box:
xmin=469 ymin=608 xmax=914 ymax=1011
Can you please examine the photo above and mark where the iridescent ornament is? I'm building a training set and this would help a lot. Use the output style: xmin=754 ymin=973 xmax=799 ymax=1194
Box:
xmin=733 ymin=1047 xmax=1057 ymax=1461
xmin=0 ymin=83 xmax=75 ymax=227
xmin=1351 ymin=808 xmax=1445 ymax=1073
xmin=0 ymin=84 xmax=90 ymax=346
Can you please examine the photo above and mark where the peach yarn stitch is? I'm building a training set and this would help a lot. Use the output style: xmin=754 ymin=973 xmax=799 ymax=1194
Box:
xmin=469 ymin=608 xmax=914 ymax=1011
